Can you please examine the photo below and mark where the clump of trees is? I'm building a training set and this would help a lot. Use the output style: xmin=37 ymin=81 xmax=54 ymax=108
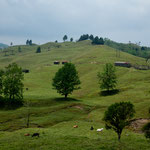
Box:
xmin=18 ymin=46 xmax=22 ymax=52
xmin=63 ymin=35 xmax=68 ymax=42
xmin=92 ymin=36 xmax=104 ymax=45
xmin=78 ymin=34 xmax=104 ymax=45
xmin=52 ymin=63 xmax=81 ymax=99
xmin=36 ymin=46 xmax=41 ymax=53
xmin=104 ymin=38 xmax=150 ymax=58
xmin=78 ymin=34 xmax=89 ymax=41
xmin=98 ymin=63 xmax=117 ymax=93
xmin=26 ymin=39 xmax=32 ymax=46
xmin=103 ymin=101 xmax=135 ymax=141
xmin=62 ymin=35 xmax=74 ymax=42
xmin=0 ymin=63 xmax=24 ymax=108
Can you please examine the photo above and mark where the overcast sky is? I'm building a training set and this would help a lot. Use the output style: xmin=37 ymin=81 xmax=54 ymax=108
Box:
xmin=0 ymin=0 xmax=150 ymax=46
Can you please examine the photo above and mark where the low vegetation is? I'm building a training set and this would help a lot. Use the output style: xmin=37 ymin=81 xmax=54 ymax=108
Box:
xmin=0 ymin=40 xmax=150 ymax=149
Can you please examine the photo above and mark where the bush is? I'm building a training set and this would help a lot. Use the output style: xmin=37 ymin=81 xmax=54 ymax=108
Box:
xmin=103 ymin=101 xmax=135 ymax=141
xmin=142 ymin=122 xmax=150 ymax=139
xmin=36 ymin=47 xmax=41 ymax=53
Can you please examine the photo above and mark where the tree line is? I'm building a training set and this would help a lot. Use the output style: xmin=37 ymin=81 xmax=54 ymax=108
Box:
xmin=104 ymin=38 xmax=150 ymax=59
xmin=78 ymin=34 xmax=104 ymax=45
xmin=62 ymin=34 xmax=104 ymax=45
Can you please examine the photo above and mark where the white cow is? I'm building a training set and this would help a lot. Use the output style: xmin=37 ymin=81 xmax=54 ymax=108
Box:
xmin=97 ymin=128 xmax=104 ymax=132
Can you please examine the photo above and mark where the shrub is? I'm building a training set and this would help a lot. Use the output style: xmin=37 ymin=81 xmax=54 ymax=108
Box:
xmin=103 ymin=101 xmax=135 ymax=141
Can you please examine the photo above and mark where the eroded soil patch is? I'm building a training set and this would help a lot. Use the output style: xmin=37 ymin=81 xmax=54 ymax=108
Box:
xmin=129 ymin=118 xmax=150 ymax=133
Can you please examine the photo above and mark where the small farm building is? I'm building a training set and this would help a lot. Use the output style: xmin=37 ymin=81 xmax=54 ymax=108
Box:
xmin=114 ymin=62 xmax=131 ymax=68
xmin=22 ymin=69 xmax=30 ymax=73
xmin=54 ymin=61 xmax=60 ymax=65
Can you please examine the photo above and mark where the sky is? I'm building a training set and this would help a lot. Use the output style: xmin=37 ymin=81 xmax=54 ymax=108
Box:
xmin=0 ymin=0 xmax=150 ymax=46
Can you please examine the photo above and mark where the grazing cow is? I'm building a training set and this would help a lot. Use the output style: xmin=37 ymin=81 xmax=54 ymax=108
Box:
xmin=90 ymin=126 xmax=94 ymax=130
xmin=32 ymin=133 xmax=40 ymax=137
xmin=73 ymin=125 xmax=78 ymax=128
xmin=24 ymin=133 xmax=30 ymax=136
xmin=97 ymin=128 xmax=104 ymax=132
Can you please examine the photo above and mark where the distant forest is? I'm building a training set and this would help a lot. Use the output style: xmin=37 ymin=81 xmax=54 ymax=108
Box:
xmin=104 ymin=38 xmax=150 ymax=59
xmin=78 ymin=34 xmax=150 ymax=59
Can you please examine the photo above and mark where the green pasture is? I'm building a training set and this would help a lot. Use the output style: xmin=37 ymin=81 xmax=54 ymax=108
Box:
xmin=0 ymin=41 xmax=150 ymax=149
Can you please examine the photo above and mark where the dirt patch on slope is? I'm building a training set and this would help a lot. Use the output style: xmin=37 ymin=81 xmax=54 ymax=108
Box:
xmin=72 ymin=105 xmax=84 ymax=110
xmin=129 ymin=118 xmax=150 ymax=133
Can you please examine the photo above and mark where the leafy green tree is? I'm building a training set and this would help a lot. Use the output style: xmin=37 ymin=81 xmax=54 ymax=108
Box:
xmin=3 ymin=63 xmax=24 ymax=105
xmin=18 ymin=46 xmax=21 ymax=52
xmin=52 ymin=63 xmax=81 ymax=98
xmin=70 ymin=38 xmax=73 ymax=42
xmin=92 ymin=36 xmax=104 ymax=45
xmin=103 ymin=102 xmax=135 ymax=141
xmin=98 ymin=63 xmax=117 ymax=92
xmin=0 ymin=69 xmax=4 ymax=107
xmin=29 ymin=40 xmax=32 ymax=45
xmin=0 ymin=70 xmax=4 ymax=96
xmin=92 ymin=36 xmax=99 ymax=44
xmin=89 ymin=34 xmax=94 ymax=40
xmin=63 ymin=35 xmax=68 ymax=42
xmin=26 ymin=40 xmax=29 ymax=45
xmin=36 ymin=46 xmax=41 ymax=53
xmin=99 ymin=37 xmax=104 ymax=45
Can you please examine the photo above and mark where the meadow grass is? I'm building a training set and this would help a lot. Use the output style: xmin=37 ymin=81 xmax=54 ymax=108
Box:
xmin=0 ymin=41 xmax=150 ymax=149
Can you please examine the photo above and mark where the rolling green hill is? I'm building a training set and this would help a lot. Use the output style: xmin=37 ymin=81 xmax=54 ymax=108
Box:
xmin=104 ymin=38 xmax=150 ymax=58
xmin=0 ymin=43 xmax=8 ymax=49
xmin=0 ymin=41 xmax=150 ymax=150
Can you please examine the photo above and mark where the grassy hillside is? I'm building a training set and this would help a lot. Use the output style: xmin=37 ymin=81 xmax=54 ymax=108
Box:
xmin=0 ymin=43 xmax=8 ymax=49
xmin=104 ymin=38 xmax=150 ymax=58
xmin=0 ymin=41 xmax=150 ymax=150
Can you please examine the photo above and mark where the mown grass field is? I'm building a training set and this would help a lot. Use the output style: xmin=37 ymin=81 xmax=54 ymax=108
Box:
xmin=0 ymin=41 xmax=150 ymax=150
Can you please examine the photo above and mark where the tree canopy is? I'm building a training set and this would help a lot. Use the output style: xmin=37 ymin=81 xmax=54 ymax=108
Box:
xmin=103 ymin=101 xmax=135 ymax=141
xmin=52 ymin=63 xmax=81 ymax=98
xmin=78 ymin=34 xmax=89 ymax=41
xmin=92 ymin=36 xmax=104 ymax=45
xmin=26 ymin=39 xmax=32 ymax=45
xmin=63 ymin=35 xmax=68 ymax=42
xmin=98 ymin=63 xmax=117 ymax=92
xmin=70 ymin=38 xmax=73 ymax=42
xmin=36 ymin=47 xmax=41 ymax=53
xmin=3 ymin=63 xmax=24 ymax=105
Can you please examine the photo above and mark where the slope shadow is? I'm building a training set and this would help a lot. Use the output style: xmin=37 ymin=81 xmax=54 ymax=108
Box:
xmin=99 ymin=89 xmax=120 ymax=96
xmin=54 ymin=97 xmax=80 ymax=102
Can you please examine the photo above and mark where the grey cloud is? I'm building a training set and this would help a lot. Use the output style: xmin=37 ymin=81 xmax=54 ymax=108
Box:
xmin=0 ymin=0 xmax=150 ymax=46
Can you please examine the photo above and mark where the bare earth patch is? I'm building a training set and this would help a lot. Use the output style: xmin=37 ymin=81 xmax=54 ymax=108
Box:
xmin=72 ymin=105 xmax=83 ymax=110
xmin=129 ymin=118 xmax=150 ymax=133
